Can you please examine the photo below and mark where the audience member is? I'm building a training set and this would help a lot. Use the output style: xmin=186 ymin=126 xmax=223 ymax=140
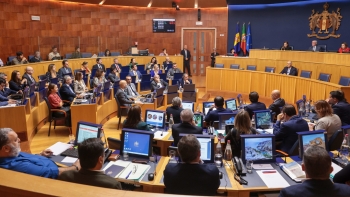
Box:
xmin=229 ymin=48 xmax=237 ymax=56
xmin=74 ymin=72 xmax=88 ymax=95
xmin=81 ymin=61 xmax=91 ymax=75
xmin=164 ymin=134 xmax=220 ymax=196
xmin=328 ymin=90 xmax=350 ymax=125
xmin=125 ymin=75 xmax=138 ymax=98
xmin=308 ymin=40 xmax=323 ymax=52
xmin=9 ymin=70 xmax=27 ymax=91
xmin=180 ymin=44 xmax=192 ymax=76
xmin=159 ymin=48 xmax=168 ymax=56
xmin=129 ymin=64 xmax=142 ymax=81
xmin=146 ymin=57 xmax=157 ymax=71
xmin=205 ymin=96 xmax=232 ymax=124
xmin=104 ymin=49 xmax=111 ymax=57
xmin=310 ymin=100 xmax=341 ymax=140
xmin=115 ymin=80 xmax=138 ymax=107
xmin=0 ymin=73 xmax=9 ymax=89
xmin=338 ymin=42 xmax=350 ymax=53
xmin=11 ymin=51 xmax=28 ymax=65
xmin=59 ymin=75 xmax=82 ymax=102
xmin=128 ymin=58 xmax=137 ymax=69
xmin=333 ymin=164 xmax=350 ymax=185
xmin=45 ymin=64 xmax=58 ymax=81
xmin=150 ymin=64 xmax=162 ymax=78
xmin=110 ymin=58 xmax=121 ymax=73
xmin=0 ymin=77 xmax=19 ymax=97
xmin=269 ymin=90 xmax=285 ymax=121
xmin=92 ymin=58 xmax=106 ymax=72
xmin=273 ymin=104 xmax=308 ymax=153
xmin=29 ymin=51 xmax=42 ymax=63
xmin=47 ymin=83 xmax=71 ymax=127
xmin=279 ymin=146 xmax=350 ymax=197
xmin=48 ymin=46 xmax=61 ymax=60
xmin=57 ymin=60 xmax=72 ymax=79
xmin=166 ymin=63 xmax=181 ymax=79
xmin=280 ymin=41 xmax=292 ymax=51
xmin=163 ymin=56 xmax=173 ymax=70
xmin=108 ymin=65 xmax=120 ymax=83
xmin=225 ymin=110 xmax=257 ymax=157
xmin=92 ymin=69 xmax=107 ymax=88
xmin=151 ymin=74 xmax=168 ymax=92
xmin=58 ymin=138 xmax=122 ymax=189
xmin=166 ymin=97 xmax=184 ymax=124
xmin=245 ymin=91 xmax=267 ymax=119
xmin=22 ymin=66 xmax=37 ymax=87
xmin=123 ymin=105 xmax=150 ymax=131
xmin=280 ymin=61 xmax=298 ymax=76
xmin=71 ymin=46 xmax=82 ymax=59
xmin=178 ymin=73 xmax=192 ymax=87
xmin=210 ymin=48 xmax=219 ymax=67
xmin=0 ymin=59 xmax=3 ymax=66
xmin=0 ymin=128 xmax=80 ymax=178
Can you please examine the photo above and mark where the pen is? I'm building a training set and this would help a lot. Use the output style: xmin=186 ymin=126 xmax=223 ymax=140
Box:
xmin=125 ymin=170 xmax=132 ymax=179
xmin=262 ymin=171 xmax=276 ymax=174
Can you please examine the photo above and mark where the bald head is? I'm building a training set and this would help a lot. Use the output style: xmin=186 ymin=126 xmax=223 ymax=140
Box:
xmin=271 ymin=90 xmax=281 ymax=100
xmin=180 ymin=109 xmax=194 ymax=122
xmin=287 ymin=61 xmax=292 ymax=67
xmin=26 ymin=66 xmax=34 ymax=75
xmin=119 ymin=80 xmax=127 ymax=89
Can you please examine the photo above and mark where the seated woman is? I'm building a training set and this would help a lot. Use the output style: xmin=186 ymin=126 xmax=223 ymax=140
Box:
xmin=92 ymin=69 xmax=107 ymax=88
xmin=150 ymin=64 xmax=162 ymax=78
xmin=338 ymin=42 xmax=350 ymax=53
xmin=128 ymin=58 xmax=137 ymax=69
xmin=166 ymin=97 xmax=183 ymax=124
xmin=309 ymin=100 xmax=341 ymax=140
xmin=80 ymin=61 xmax=91 ymax=75
xmin=45 ymin=64 xmax=58 ymax=81
xmin=159 ymin=48 xmax=168 ymax=56
xmin=74 ymin=72 xmax=88 ymax=95
xmin=123 ymin=105 xmax=150 ymax=131
xmin=280 ymin=41 xmax=292 ymax=50
xmin=225 ymin=110 xmax=256 ymax=157
xmin=47 ymin=83 xmax=71 ymax=127
xmin=229 ymin=48 xmax=237 ymax=56
xmin=104 ymin=49 xmax=111 ymax=57
xmin=146 ymin=57 xmax=157 ymax=71
xmin=9 ymin=70 xmax=27 ymax=91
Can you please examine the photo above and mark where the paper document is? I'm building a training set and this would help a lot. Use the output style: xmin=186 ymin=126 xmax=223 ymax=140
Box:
xmin=330 ymin=162 xmax=343 ymax=179
xmin=47 ymin=142 xmax=72 ymax=155
xmin=252 ymin=164 xmax=274 ymax=170
xmin=153 ymin=131 xmax=169 ymax=139
xmin=256 ymin=170 xmax=290 ymax=188
xmin=118 ymin=163 xmax=151 ymax=180
xmin=61 ymin=157 xmax=78 ymax=163
xmin=0 ymin=104 xmax=16 ymax=108
xmin=257 ymin=129 xmax=273 ymax=134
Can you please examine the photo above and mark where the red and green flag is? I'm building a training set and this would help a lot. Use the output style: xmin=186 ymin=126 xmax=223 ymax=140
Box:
xmin=241 ymin=23 xmax=246 ymax=55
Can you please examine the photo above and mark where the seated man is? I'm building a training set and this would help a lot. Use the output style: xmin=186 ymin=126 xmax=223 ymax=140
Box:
xmin=164 ymin=134 xmax=220 ymax=196
xmin=166 ymin=97 xmax=183 ymax=124
xmin=245 ymin=91 xmax=267 ymax=119
xmin=57 ymin=60 xmax=73 ymax=79
xmin=0 ymin=78 xmax=18 ymax=97
xmin=205 ymin=96 xmax=232 ymax=124
xmin=0 ymin=128 xmax=80 ymax=179
xmin=115 ymin=80 xmax=139 ymax=107
xmin=280 ymin=146 xmax=350 ymax=197
xmin=163 ymin=56 xmax=173 ymax=70
xmin=22 ymin=66 xmax=37 ymax=87
xmin=273 ymin=105 xmax=308 ymax=153
xmin=308 ymin=40 xmax=323 ymax=52
xmin=59 ymin=138 xmax=122 ymax=189
xmin=48 ymin=46 xmax=61 ymax=60
xmin=178 ymin=73 xmax=192 ymax=87
xmin=59 ymin=75 xmax=82 ymax=102
xmin=166 ymin=62 xmax=182 ymax=79
xmin=11 ymin=51 xmax=28 ymax=65
xmin=108 ymin=64 xmax=120 ymax=84
xmin=280 ymin=61 xmax=298 ymax=76
xmin=70 ymin=46 xmax=82 ymax=59
xmin=125 ymin=75 xmax=139 ymax=99
xmin=29 ymin=51 xmax=42 ymax=63
xmin=129 ymin=64 xmax=142 ymax=82
xmin=110 ymin=58 xmax=122 ymax=73
xmin=328 ymin=90 xmax=350 ymax=125
xmin=268 ymin=89 xmax=285 ymax=120
xmin=0 ymin=79 xmax=16 ymax=106
xmin=92 ymin=58 xmax=106 ymax=72
xmin=151 ymin=74 xmax=168 ymax=92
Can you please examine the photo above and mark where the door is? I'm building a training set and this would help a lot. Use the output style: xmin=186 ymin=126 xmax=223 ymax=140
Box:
xmin=183 ymin=29 xmax=215 ymax=76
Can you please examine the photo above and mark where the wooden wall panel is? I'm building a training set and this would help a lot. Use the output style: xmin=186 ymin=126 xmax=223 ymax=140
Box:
xmin=0 ymin=0 xmax=227 ymax=64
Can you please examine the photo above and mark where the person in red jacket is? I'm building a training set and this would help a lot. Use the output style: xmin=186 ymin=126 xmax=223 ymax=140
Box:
xmin=338 ymin=42 xmax=350 ymax=53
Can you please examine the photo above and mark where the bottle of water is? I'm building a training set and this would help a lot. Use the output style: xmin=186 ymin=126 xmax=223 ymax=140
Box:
xmin=215 ymin=142 xmax=223 ymax=168
xmin=340 ymin=134 xmax=349 ymax=165
xmin=169 ymin=114 xmax=174 ymax=131
xmin=305 ymin=100 xmax=310 ymax=114
xmin=299 ymin=102 xmax=305 ymax=117
xmin=224 ymin=140 xmax=233 ymax=161
xmin=179 ymin=85 xmax=183 ymax=93
xmin=251 ymin=115 xmax=255 ymax=128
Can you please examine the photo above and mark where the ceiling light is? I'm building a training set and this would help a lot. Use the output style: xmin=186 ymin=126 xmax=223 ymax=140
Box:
xmin=99 ymin=0 xmax=106 ymax=5
xmin=147 ymin=0 xmax=152 ymax=7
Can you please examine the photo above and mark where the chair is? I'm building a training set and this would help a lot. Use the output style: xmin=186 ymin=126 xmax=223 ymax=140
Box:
xmin=121 ymin=66 xmax=130 ymax=73
xmin=290 ymin=46 xmax=294 ymax=50
xmin=265 ymin=66 xmax=275 ymax=73
xmin=28 ymin=55 xmax=34 ymax=60
xmin=167 ymin=146 xmax=179 ymax=157
xmin=38 ymin=75 xmax=47 ymax=81
xmin=215 ymin=63 xmax=224 ymax=68
xmin=98 ymin=52 xmax=104 ymax=57
xmin=115 ymin=96 xmax=130 ymax=129
xmin=113 ymin=80 xmax=120 ymax=93
xmin=65 ymin=53 xmax=72 ymax=59
xmin=111 ymin=52 xmax=120 ymax=56
xmin=90 ymin=68 xmax=97 ymax=79
xmin=300 ymin=70 xmax=312 ymax=78
xmin=107 ymin=137 xmax=121 ymax=150
xmin=7 ymin=56 xmax=16 ymax=62
xmin=318 ymin=73 xmax=331 ymax=82
xmin=230 ymin=64 xmax=240 ymax=69
xmin=119 ymin=72 xmax=129 ymax=81
xmin=105 ymin=68 xmax=111 ymax=78
xmin=338 ymin=76 xmax=350 ymax=86
xmin=247 ymin=65 xmax=257 ymax=71
xmin=328 ymin=130 xmax=344 ymax=151
xmin=81 ymin=53 xmax=92 ymax=58
xmin=319 ymin=44 xmax=327 ymax=52
xmin=43 ymin=97 xmax=69 ymax=136
xmin=276 ymin=140 xmax=299 ymax=161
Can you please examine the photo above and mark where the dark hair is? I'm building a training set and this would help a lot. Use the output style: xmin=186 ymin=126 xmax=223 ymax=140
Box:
xmin=78 ymin=138 xmax=104 ymax=169
xmin=130 ymin=58 xmax=135 ymax=63
xmin=178 ymin=134 xmax=201 ymax=163
xmin=82 ymin=61 xmax=88 ymax=66
xmin=330 ymin=90 xmax=345 ymax=101
xmin=96 ymin=58 xmax=101 ymax=62
xmin=230 ymin=48 xmax=235 ymax=53
xmin=47 ymin=83 xmax=57 ymax=97
xmin=125 ymin=75 xmax=132 ymax=80
xmin=48 ymin=64 xmax=55 ymax=72
xmin=234 ymin=110 xmax=252 ymax=138
xmin=75 ymin=72 xmax=83 ymax=81
xmin=124 ymin=105 xmax=142 ymax=129
xmin=52 ymin=45 xmax=57 ymax=50
xmin=62 ymin=60 xmax=68 ymax=65
xmin=75 ymin=46 xmax=80 ymax=50
xmin=303 ymin=145 xmax=331 ymax=179
xmin=282 ymin=104 xmax=297 ymax=116
xmin=315 ymin=100 xmax=333 ymax=117
xmin=94 ymin=69 xmax=103 ymax=79
xmin=16 ymin=51 xmax=23 ymax=56
xmin=249 ymin=91 xmax=259 ymax=103
xmin=111 ymin=64 xmax=117 ymax=72
xmin=0 ymin=78 xmax=6 ymax=85
xmin=104 ymin=49 xmax=111 ymax=56
xmin=342 ymin=42 xmax=348 ymax=48
xmin=284 ymin=41 xmax=289 ymax=45
xmin=163 ymin=48 xmax=166 ymax=51
xmin=10 ymin=70 xmax=21 ymax=84
xmin=150 ymin=57 xmax=157 ymax=64
xmin=214 ymin=96 xmax=224 ymax=108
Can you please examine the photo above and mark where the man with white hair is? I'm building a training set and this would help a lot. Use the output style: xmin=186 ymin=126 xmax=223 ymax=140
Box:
xmin=0 ymin=128 xmax=80 ymax=179
xmin=163 ymin=56 xmax=173 ymax=70
xmin=151 ymin=74 xmax=168 ymax=92
xmin=308 ymin=40 xmax=323 ymax=52
xmin=166 ymin=97 xmax=184 ymax=124
xmin=269 ymin=90 xmax=285 ymax=121
xmin=59 ymin=75 xmax=82 ymax=102
xmin=22 ymin=66 xmax=37 ymax=87
xmin=280 ymin=61 xmax=298 ymax=76
xmin=171 ymin=109 xmax=203 ymax=146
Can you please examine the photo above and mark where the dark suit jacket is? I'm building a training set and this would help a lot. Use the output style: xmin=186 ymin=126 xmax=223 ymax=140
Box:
xmin=178 ymin=78 xmax=192 ymax=87
xmin=273 ymin=116 xmax=309 ymax=153
xmin=280 ymin=46 xmax=292 ymax=50
xmin=333 ymin=163 xmax=350 ymax=184
xmin=29 ymin=57 xmax=42 ymax=63
xmin=332 ymin=100 xmax=350 ymax=125
xmin=107 ymin=73 xmax=120 ymax=83
xmin=57 ymin=67 xmax=73 ymax=79
xmin=151 ymin=79 xmax=168 ymax=92
xmin=180 ymin=49 xmax=191 ymax=61
xmin=59 ymin=84 xmax=76 ymax=102
xmin=0 ymin=88 xmax=17 ymax=97
xmin=279 ymin=179 xmax=350 ymax=197
xmin=172 ymin=122 xmax=203 ymax=146
xmin=110 ymin=63 xmax=122 ymax=72
xmin=125 ymin=83 xmax=139 ymax=98
xmin=163 ymin=61 xmax=173 ymax=70
xmin=166 ymin=106 xmax=183 ymax=124
xmin=128 ymin=70 xmax=142 ymax=80
xmin=92 ymin=64 xmax=106 ymax=72
xmin=245 ymin=102 xmax=267 ymax=119
xmin=308 ymin=45 xmax=323 ymax=52
xmin=269 ymin=98 xmax=285 ymax=119
xmin=9 ymin=81 xmax=25 ymax=91
xmin=115 ymin=88 xmax=134 ymax=107
xmin=45 ymin=71 xmax=58 ymax=81
xmin=205 ymin=107 xmax=232 ymax=123
xmin=210 ymin=52 xmax=219 ymax=67
xmin=22 ymin=73 xmax=36 ymax=87
xmin=58 ymin=169 xmax=122 ymax=190
xmin=164 ymin=163 xmax=220 ymax=196
xmin=280 ymin=66 xmax=298 ymax=76
xmin=166 ymin=68 xmax=182 ymax=79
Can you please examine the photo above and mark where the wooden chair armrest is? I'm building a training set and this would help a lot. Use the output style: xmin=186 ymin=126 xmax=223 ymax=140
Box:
xmin=51 ymin=109 xmax=67 ymax=117
xmin=276 ymin=149 xmax=289 ymax=157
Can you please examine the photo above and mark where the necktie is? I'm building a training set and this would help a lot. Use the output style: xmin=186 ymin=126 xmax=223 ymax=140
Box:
xmin=185 ymin=50 xmax=187 ymax=58
xmin=29 ymin=75 xmax=34 ymax=83
xmin=287 ymin=68 xmax=291 ymax=75
xmin=68 ymin=85 xmax=74 ymax=94
xmin=134 ymin=71 xmax=138 ymax=81
xmin=129 ymin=85 xmax=136 ymax=96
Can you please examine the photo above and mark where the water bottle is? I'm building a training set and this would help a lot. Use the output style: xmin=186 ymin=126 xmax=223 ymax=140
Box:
xmin=224 ymin=140 xmax=233 ymax=161
xmin=179 ymin=85 xmax=183 ymax=93
xmin=215 ymin=142 xmax=223 ymax=168
xmin=299 ymin=102 xmax=305 ymax=117
xmin=251 ymin=115 xmax=255 ymax=128
xmin=169 ymin=114 xmax=174 ymax=131
xmin=340 ymin=134 xmax=349 ymax=165
xmin=305 ymin=100 xmax=311 ymax=114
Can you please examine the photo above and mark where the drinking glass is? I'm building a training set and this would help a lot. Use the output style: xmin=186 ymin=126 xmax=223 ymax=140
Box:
xmin=123 ymin=151 xmax=129 ymax=161
xmin=246 ymin=160 xmax=254 ymax=174
xmin=169 ymin=150 xmax=177 ymax=163
xmin=214 ymin=154 xmax=223 ymax=168
xmin=339 ymin=148 xmax=349 ymax=165
xmin=68 ymin=134 xmax=75 ymax=144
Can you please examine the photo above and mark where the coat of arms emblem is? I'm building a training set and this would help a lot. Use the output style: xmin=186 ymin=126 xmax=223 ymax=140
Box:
xmin=307 ymin=3 xmax=342 ymax=39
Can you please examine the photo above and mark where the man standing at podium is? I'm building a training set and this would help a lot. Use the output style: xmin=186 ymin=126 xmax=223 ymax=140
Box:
xmin=181 ymin=44 xmax=192 ymax=77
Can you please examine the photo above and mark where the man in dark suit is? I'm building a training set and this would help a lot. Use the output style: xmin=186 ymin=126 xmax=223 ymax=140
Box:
xmin=164 ymin=134 xmax=220 ymax=196
xmin=151 ymin=74 xmax=168 ymax=92
xmin=115 ymin=80 xmax=140 ymax=107
xmin=280 ymin=146 xmax=350 ymax=197
xmin=166 ymin=63 xmax=182 ymax=79
xmin=59 ymin=75 xmax=82 ymax=102
xmin=280 ymin=61 xmax=298 ymax=76
xmin=163 ymin=56 xmax=173 ymax=70
xmin=205 ymin=96 xmax=232 ymax=124
xmin=125 ymin=75 xmax=139 ymax=99
xmin=108 ymin=64 xmax=120 ymax=83
xmin=245 ymin=91 xmax=267 ymax=119
xmin=0 ymin=78 xmax=19 ymax=99
xmin=273 ymin=104 xmax=308 ymax=153
xmin=166 ymin=97 xmax=184 ymax=124
xmin=57 ymin=60 xmax=73 ymax=79
xmin=92 ymin=58 xmax=105 ymax=72
xmin=210 ymin=48 xmax=219 ymax=67
xmin=178 ymin=73 xmax=192 ymax=87
xmin=269 ymin=90 xmax=286 ymax=121
xmin=308 ymin=40 xmax=323 ymax=52
xmin=129 ymin=64 xmax=142 ymax=82
xmin=59 ymin=138 xmax=122 ymax=189
xmin=328 ymin=90 xmax=350 ymax=125
xmin=110 ymin=58 xmax=121 ymax=73
xmin=22 ymin=66 xmax=37 ymax=87
xmin=180 ymin=44 xmax=192 ymax=76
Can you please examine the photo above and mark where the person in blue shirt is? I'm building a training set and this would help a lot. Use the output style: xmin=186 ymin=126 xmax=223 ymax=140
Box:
xmin=0 ymin=128 xmax=80 ymax=179
xmin=204 ymin=96 xmax=232 ymax=125
xmin=245 ymin=91 xmax=267 ymax=119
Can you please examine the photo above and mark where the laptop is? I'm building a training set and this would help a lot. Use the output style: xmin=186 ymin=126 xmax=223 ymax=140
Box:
xmin=183 ymin=84 xmax=195 ymax=92
xmin=167 ymin=85 xmax=178 ymax=94
xmin=182 ymin=101 xmax=194 ymax=112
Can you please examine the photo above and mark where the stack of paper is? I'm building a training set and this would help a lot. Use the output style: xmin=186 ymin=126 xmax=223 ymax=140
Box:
xmin=47 ymin=142 xmax=73 ymax=155
xmin=102 ymin=160 xmax=150 ymax=182
xmin=153 ymin=131 xmax=169 ymax=139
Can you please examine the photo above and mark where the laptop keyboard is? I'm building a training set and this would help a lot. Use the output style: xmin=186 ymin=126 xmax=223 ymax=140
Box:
xmin=61 ymin=148 xmax=79 ymax=158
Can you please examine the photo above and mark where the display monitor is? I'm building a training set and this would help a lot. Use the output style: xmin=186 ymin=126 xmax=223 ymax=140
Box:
xmin=153 ymin=19 xmax=175 ymax=33
xmin=179 ymin=134 xmax=214 ymax=163
xmin=121 ymin=129 xmax=154 ymax=157
xmin=254 ymin=110 xmax=272 ymax=129
xmin=103 ymin=81 xmax=111 ymax=91
xmin=183 ymin=84 xmax=195 ymax=92
xmin=202 ymin=102 xmax=215 ymax=115
xmin=225 ymin=98 xmax=237 ymax=111
xmin=241 ymin=134 xmax=276 ymax=164
xmin=193 ymin=113 xmax=203 ymax=127
xmin=182 ymin=101 xmax=194 ymax=112
xmin=218 ymin=113 xmax=236 ymax=130
xmin=145 ymin=110 xmax=166 ymax=129
xmin=155 ymin=87 xmax=165 ymax=97
xmin=75 ymin=121 xmax=102 ymax=145
xmin=167 ymin=85 xmax=178 ymax=94
xmin=297 ymin=130 xmax=327 ymax=159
